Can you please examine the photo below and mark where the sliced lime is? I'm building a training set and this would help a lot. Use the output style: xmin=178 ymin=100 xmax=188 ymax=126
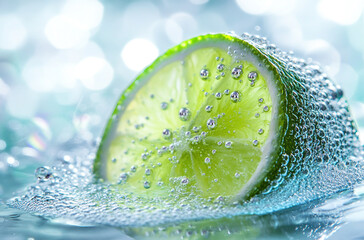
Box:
xmin=94 ymin=34 xmax=283 ymax=199
xmin=94 ymin=33 xmax=361 ymax=201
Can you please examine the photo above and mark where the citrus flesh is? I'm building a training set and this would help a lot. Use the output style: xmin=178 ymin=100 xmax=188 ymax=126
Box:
xmin=95 ymin=34 xmax=278 ymax=199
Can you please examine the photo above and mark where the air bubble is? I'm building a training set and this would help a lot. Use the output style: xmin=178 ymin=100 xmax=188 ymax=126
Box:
xmin=111 ymin=158 xmax=117 ymax=163
xmin=204 ymin=157 xmax=210 ymax=163
xmin=144 ymin=181 xmax=150 ymax=189
xmin=179 ymin=107 xmax=191 ymax=121
xmin=248 ymin=71 xmax=257 ymax=81
xmin=162 ymin=129 xmax=172 ymax=138
xmin=231 ymin=67 xmax=242 ymax=79
xmin=253 ymin=140 xmax=259 ymax=146
xmin=207 ymin=118 xmax=217 ymax=130
xmin=224 ymin=89 xmax=230 ymax=95
xmin=235 ymin=172 xmax=240 ymax=178
xmin=192 ymin=126 xmax=200 ymax=132
xmin=258 ymin=129 xmax=264 ymax=134
xmin=205 ymin=105 xmax=213 ymax=112
xmin=145 ymin=169 xmax=151 ymax=176
xmin=215 ymin=92 xmax=222 ymax=99
xmin=200 ymin=68 xmax=209 ymax=79
xmin=258 ymin=98 xmax=264 ymax=103
xmin=255 ymin=113 xmax=260 ymax=118
xmin=217 ymin=64 xmax=224 ymax=72
xmin=130 ymin=165 xmax=137 ymax=172
xmin=212 ymin=149 xmax=216 ymax=154
xmin=230 ymin=91 xmax=240 ymax=102
xmin=263 ymin=106 xmax=269 ymax=112
xmin=225 ymin=141 xmax=232 ymax=148
xmin=161 ymin=102 xmax=168 ymax=110
xmin=141 ymin=153 xmax=148 ymax=160
xmin=35 ymin=166 xmax=53 ymax=181
xmin=181 ymin=178 xmax=189 ymax=185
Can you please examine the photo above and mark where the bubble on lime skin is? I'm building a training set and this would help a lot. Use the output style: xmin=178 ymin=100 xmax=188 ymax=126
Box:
xmin=212 ymin=149 xmax=216 ymax=154
xmin=215 ymin=92 xmax=222 ymax=99
xmin=255 ymin=113 xmax=260 ymax=118
xmin=230 ymin=91 xmax=240 ymax=102
xmin=217 ymin=64 xmax=224 ymax=72
xmin=192 ymin=126 xmax=200 ymax=132
xmin=179 ymin=107 xmax=191 ymax=121
xmin=130 ymin=165 xmax=137 ymax=172
xmin=207 ymin=118 xmax=217 ymax=130
xmin=185 ymin=131 xmax=191 ymax=137
xmin=235 ymin=172 xmax=240 ymax=178
xmin=224 ymin=89 xmax=230 ymax=95
xmin=248 ymin=71 xmax=257 ymax=81
xmin=263 ymin=106 xmax=269 ymax=112
xmin=217 ymin=141 xmax=222 ymax=146
xmin=205 ymin=105 xmax=213 ymax=112
xmin=200 ymin=68 xmax=209 ymax=79
xmin=258 ymin=98 xmax=264 ymax=103
xmin=253 ymin=140 xmax=259 ymax=146
xmin=144 ymin=181 xmax=150 ymax=189
xmin=162 ymin=129 xmax=172 ymax=138
xmin=145 ymin=168 xmax=151 ymax=176
xmin=258 ymin=128 xmax=264 ymax=134
xmin=204 ymin=157 xmax=210 ymax=164
xmin=225 ymin=141 xmax=232 ymax=148
xmin=161 ymin=102 xmax=168 ymax=110
xmin=231 ymin=67 xmax=242 ymax=79
xmin=111 ymin=158 xmax=117 ymax=163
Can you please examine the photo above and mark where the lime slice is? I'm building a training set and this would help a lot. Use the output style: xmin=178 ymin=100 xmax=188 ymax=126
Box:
xmin=94 ymin=33 xmax=360 ymax=201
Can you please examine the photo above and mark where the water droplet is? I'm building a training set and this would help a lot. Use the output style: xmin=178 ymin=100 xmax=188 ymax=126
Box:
xmin=204 ymin=157 xmax=210 ymax=163
xmin=217 ymin=141 xmax=222 ymax=146
xmin=225 ymin=141 xmax=232 ymax=148
xmin=200 ymin=68 xmax=209 ymax=79
xmin=161 ymin=102 xmax=168 ymax=110
xmin=188 ymin=83 xmax=192 ymax=87
xmin=263 ymin=106 xmax=269 ymax=112
xmin=215 ymin=92 xmax=222 ymax=99
xmin=179 ymin=107 xmax=191 ymax=121
xmin=150 ymin=94 xmax=155 ymax=99
xmin=201 ymin=131 xmax=207 ymax=137
xmin=230 ymin=91 xmax=240 ymax=102
xmin=253 ymin=140 xmax=259 ymax=146
xmin=235 ymin=172 xmax=240 ymax=178
xmin=216 ymin=56 xmax=220 ymax=61
xmin=258 ymin=129 xmax=264 ymax=134
xmin=185 ymin=131 xmax=191 ymax=137
xmin=248 ymin=71 xmax=257 ymax=81
xmin=145 ymin=168 xmax=151 ymax=176
xmin=212 ymin=149 xmax=216 ymax=154
xmin=162 ymin=129 xmax=172 ymax=139
xmin=258 ymin=98 xmax=264 ymax=103
xmin=207 ymin=118 xmax=217 ymax=130
xmin=144 ymin=181 xmax=150 ymax=189
xmin=217 ymin=64 xmax=224 ymax=72
xmin=111 ymin=158 xmax=117 ymax=163
xmin=216 ymin=196 xmax=224 ymax=202
xmin=231 ymin=67 xmax=242 ymax=79
xmin=130 ymin=165 xmax=137 ymax=172
xmin=119 ymin=173 xmax=128 ymax=181
xmin=35 ymin=166 xmax=52 ymax=180
xmin=224 ymin=89 xmax=230 ymax=95
xmin=250 ymin=81 xmax=255 ymax=87
xmin=181 ymin=178 xmax=189 ymax=185
xmin=255 ymin=113 xmax=260 ymax=118
xmin=205 ymin=105 xmax=213 ymax=112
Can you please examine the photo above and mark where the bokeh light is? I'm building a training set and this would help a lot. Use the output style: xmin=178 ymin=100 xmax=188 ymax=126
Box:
xmin=121 ymin=38 xmax=159 ymax=71
xmin=0 ymin=14 xmax=27 ymax=50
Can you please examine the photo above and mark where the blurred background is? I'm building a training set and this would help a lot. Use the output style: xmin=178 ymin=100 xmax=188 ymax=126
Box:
xmin=1 ymin=0 xmax=364 ymax=201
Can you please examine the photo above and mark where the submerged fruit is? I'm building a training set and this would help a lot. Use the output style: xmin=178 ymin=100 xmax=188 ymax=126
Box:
xmin=94 ymin=33 xmax=362 ymax=202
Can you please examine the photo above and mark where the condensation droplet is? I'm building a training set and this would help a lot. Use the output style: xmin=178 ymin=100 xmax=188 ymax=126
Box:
xmin=253 ymin=140 xmax=259 ymax=146
xmin=258 ymin=98 xmax=264 ymax=103
xmin=204 ymin=157 xmax=210 ymax=163
xmin=258 ymin=129 xmax=264 ymax=134
xmin=225 ymin=141 xmax=232 ymax=148
xmin=162 ymin=129 xmax=172 ymax=138
xmin=263 ymin=106 xmax=269 ymax=112
xmin=145 ymin=168 xmax=151 ymax=176
xmin=217 ymin=64 xmax=224 ymax=72
xmin=224 ymin=89 xmax=230 ymax=95
xmin=35 ymin=166 xmax=52 ymax=180
xmin=181 ymin=178 xmax=189 ymax=185
xmin=144 ymin=181 xmax=150 ymax=189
